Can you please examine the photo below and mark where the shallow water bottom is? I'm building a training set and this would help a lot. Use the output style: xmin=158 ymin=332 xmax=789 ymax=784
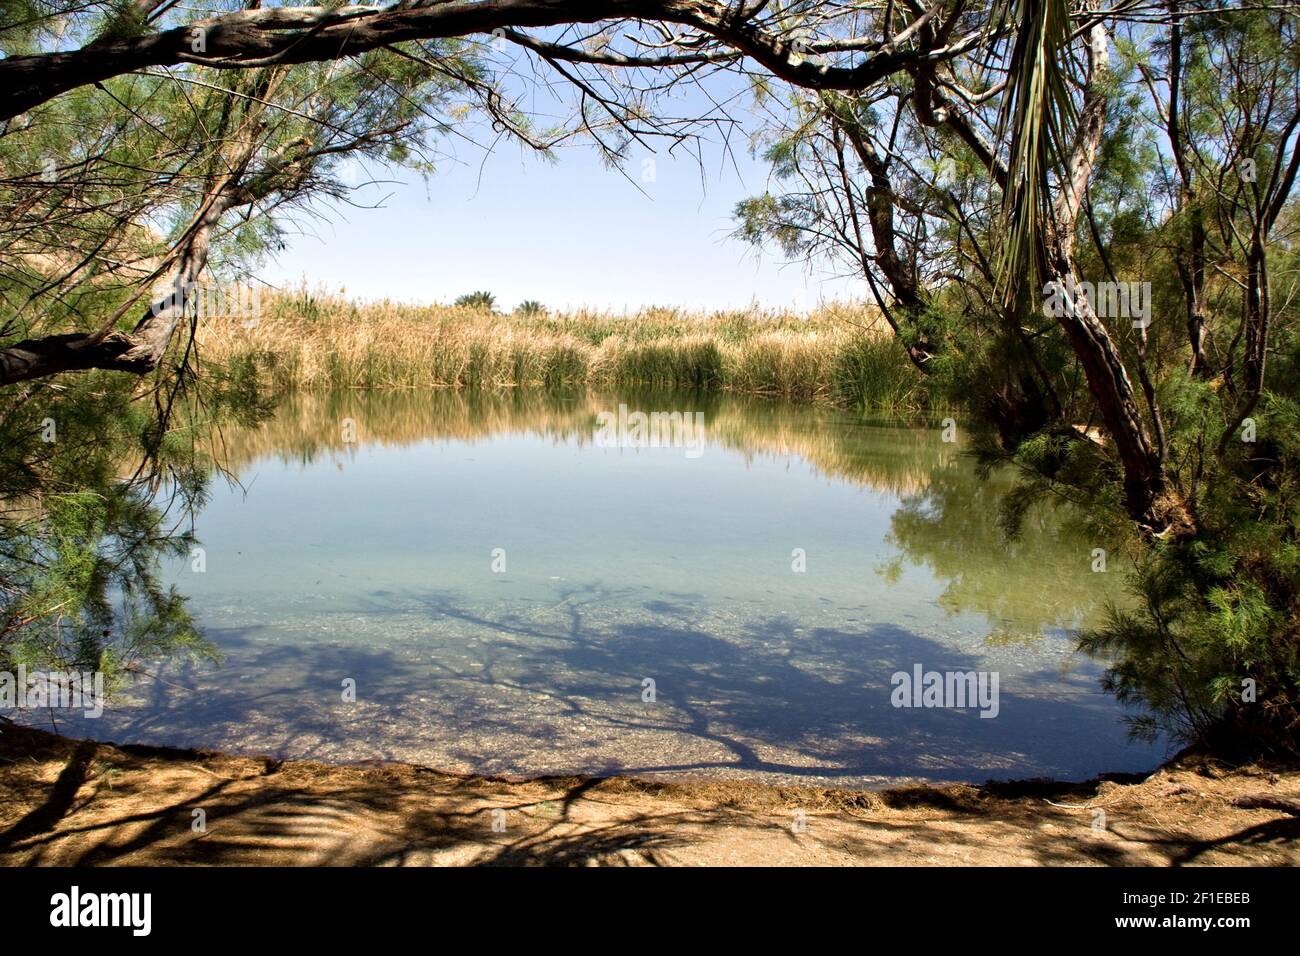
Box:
xmin=55 ymin=591 xmax=1165 ymax=788
xmin=30 ymin=389 xmax=1170 ymax=787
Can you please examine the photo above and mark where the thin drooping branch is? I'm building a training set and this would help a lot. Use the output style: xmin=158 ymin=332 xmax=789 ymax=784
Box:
xmin=0 ymin=81 xmax=307 ymax=386
xmin=932 ymin=12 xmax=1171 ymax=527
xmin=1161 ymin=0 xmax=1211 ymax=376
xmin=0 ymin=0 xmax=948 ymax=122
xmin=825 ymin=99 xmax=936 ymax=370
xmin=0 ymin=0 xmax=981 ymax=389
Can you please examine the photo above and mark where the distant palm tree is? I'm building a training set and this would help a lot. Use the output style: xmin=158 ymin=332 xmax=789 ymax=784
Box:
xmin=454 ymin=291 xmax=496 ymax=311
xmin=515 ymin=300 xmax=546 ymax=316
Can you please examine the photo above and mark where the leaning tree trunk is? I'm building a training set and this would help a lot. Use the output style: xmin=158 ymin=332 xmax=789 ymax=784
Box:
xmin=1040 ymin=22 xmax=1181 ymax=533
xmin=1048 ymin=263 xmax=1171 ymax=529
xmin=825 ymin=104 xmax=937 ymax=373
xmin=0 ymin=72 xmax=304 ymax=388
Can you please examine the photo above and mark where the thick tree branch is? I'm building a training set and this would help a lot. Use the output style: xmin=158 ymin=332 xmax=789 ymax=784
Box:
xmin=0 ymin=0 xmax=945 ymax=121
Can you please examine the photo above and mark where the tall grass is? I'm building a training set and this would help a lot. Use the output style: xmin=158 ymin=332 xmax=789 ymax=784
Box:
xmin=199 ymin=288 xmax=932 ymax=412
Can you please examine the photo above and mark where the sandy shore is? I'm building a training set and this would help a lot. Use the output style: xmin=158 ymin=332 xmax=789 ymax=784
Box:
xmin=2 ymin=721 xmax=1298 ymax=866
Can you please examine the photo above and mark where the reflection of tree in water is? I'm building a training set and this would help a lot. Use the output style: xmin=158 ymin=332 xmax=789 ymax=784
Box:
xmin=884 ymin=463 xmax=1130 ymax=644
xmin=0 ymin=369 xmax=269 ymax=678
xmin=218 ymin=385 xmax=1124 ymax=646
xmin=219 ymin=386 xmax=957 ymax=497
xmin=12 ymin=381 xmax=1122 ymax=687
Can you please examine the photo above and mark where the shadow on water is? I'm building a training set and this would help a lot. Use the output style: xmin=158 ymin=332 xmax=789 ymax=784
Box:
xmin=38 ymin=387 xmax=1163 ymax=788
xmin=65 ymin=579 xmax=1166 ymax=787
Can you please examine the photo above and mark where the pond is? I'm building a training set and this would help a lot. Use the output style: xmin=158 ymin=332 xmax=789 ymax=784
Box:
xmin=59 ymin=389 xmax=1167 ymax=787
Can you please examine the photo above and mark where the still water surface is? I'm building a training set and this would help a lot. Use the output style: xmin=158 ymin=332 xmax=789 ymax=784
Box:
xmin=69 ymin=389 xmax=1167 ymax=786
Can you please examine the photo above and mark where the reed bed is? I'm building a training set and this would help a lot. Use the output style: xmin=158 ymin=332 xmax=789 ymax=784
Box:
xmin=198 ymin=289 xmax=929 ymax=412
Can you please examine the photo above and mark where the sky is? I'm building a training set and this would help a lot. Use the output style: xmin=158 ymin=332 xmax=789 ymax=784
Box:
xmin=258 ymin=96 xmax=861 ymax=314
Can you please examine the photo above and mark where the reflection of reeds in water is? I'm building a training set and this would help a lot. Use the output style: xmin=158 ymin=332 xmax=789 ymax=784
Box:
xmin=204 ymin=389 xmax=1120 ymax=643
xmin=198 ymin=291 xmax=928 ymax=411
xmin=213 ymin=389 xmax=955 ymax=497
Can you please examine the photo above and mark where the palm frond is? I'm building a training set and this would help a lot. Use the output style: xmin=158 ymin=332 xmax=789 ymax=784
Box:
xmin=990 ymin=0 xmax=1079 ymax=304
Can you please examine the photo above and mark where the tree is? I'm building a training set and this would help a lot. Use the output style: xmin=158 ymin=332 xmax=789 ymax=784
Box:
xmin=740 ymin=0 xmax=1300 ymax=755
xmin=0 ymin=0 xmax=995 ymax=675
xmin=4 ymin=0 xmax=1298 ymax=754
xmin=455 ymin=291 xmax=497 ymax=311
xmin=1 ymin=0 xmax=995 ymax=386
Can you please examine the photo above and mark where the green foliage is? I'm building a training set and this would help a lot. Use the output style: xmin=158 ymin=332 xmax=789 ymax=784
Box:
xmin=454 ymin=291 xmax=497 ymax=311
xmin=2 ymin=0 xmax=1297 ymax=766
xmin=991 ymin=0 xmax=1079 ymax=302
xmin=736 ymin=4 xmax=1300 ymax=759
xmin=94 ymin=0 xmax=149 ymax=42
xmin=1079 ymin=390 xmax=1300 ymax=756
xmin=0 ymin=363 xmax=273 ymax=689
xmin=831 ymin=333 xmax=926 ymax=412
xmin=734 ymin=194 xmax=810 ymax=260
xmin=0 ymin=22 xmax=489 ymax=690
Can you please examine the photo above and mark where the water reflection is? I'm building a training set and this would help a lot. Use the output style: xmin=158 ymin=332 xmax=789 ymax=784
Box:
xmin=217 ymin=388 xmax=1124 ymax=642
xmin=46 ymin=388 xmax=1162 ymax=786
xmin=218 ymin=387 xmax=949 ymax=496
xmin=886 ymin=467 xmax=1121 ymax=644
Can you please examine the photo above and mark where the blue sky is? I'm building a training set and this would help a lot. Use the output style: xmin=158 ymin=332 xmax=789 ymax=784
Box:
xmin=260 ymin=108 xmax=860 ymax=313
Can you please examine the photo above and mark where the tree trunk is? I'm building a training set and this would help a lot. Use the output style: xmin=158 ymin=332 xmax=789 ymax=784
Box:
xmin=1049 ymin=264 xmax=1170 ymax=528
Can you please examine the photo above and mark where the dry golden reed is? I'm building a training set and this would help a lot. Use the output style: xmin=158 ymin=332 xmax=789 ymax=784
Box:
xmin=198 ymin=288 xmax=927 ymax=411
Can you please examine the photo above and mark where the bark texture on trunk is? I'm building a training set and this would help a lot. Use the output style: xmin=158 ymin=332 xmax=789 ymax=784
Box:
xmin=828 ymin=106 xmax=937 ymax=372
xmin=1044 ymin=24 xmax=1173 ymax=530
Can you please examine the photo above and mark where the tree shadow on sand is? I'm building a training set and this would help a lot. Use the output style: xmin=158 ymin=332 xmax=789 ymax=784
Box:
xmin=0 ymin=724 xmax=1282 ymax=867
